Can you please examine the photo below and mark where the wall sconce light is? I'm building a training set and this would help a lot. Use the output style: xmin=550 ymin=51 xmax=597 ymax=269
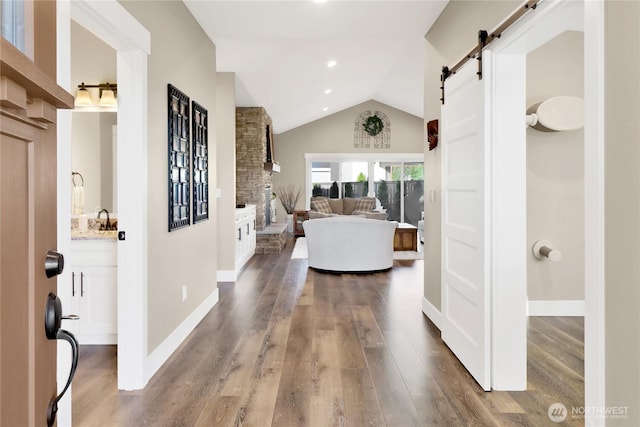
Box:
xmin=74 ymin=82 xmax=118 ymax=108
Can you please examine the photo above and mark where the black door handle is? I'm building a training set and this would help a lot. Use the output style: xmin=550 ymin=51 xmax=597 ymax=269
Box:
xmin=44 ymin=292 xmax=79 ymax=427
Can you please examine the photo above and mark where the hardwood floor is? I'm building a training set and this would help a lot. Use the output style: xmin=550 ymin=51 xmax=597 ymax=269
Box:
xmin=73 ymin=239 xmax=584 ymax=426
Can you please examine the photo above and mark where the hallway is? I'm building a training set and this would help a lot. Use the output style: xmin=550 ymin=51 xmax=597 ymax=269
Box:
xmin=73 ymin=239 xmax=584 ymax=426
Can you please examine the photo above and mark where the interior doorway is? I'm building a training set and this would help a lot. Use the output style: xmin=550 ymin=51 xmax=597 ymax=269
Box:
xmin=524 ymin=28 xmax=586 ymax=411
xmin=437 ymin=0 xmax=604 ymax=410
xmin=56 ymin=0 xmax=150 ymax=424
xmin=486 ymin=0 xmax=603 ymax=412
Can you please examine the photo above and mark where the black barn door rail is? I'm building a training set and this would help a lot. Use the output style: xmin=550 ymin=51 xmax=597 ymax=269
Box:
xmin=440 ymin=0 xmax=539 ymax=104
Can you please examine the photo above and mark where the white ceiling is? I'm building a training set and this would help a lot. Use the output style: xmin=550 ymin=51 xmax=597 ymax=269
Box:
xmin=183 ymin=0 xmax=448 ymax=133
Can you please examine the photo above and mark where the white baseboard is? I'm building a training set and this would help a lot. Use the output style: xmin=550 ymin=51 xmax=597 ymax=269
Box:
xmin=422 ymin=296 xmax=442 ymax=330
xmin=146 ymin=288 xmax=219 ymax=381
xmin=76 ymin=333 xmax=116 ymax=345
xmin=527 ymin=300 xmax=585 ymax=316
xmin=217 ymin=270 xmax=236 ymax=282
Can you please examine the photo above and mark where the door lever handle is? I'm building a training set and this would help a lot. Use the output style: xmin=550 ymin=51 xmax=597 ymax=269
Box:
xmin=44 ymin=293 xmax=79 ymax=427
xmin=62 ymin=314 xmax=80 ymax=320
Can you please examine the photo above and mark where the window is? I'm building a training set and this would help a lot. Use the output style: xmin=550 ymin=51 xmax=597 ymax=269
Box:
xmin=1 ymin=0 xmax=33 ymax=59
xmin=306 ymin=154 xmax=424 ymax=226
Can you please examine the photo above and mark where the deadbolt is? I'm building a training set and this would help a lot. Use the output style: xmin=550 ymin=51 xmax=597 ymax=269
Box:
xmin=45 ymin=251 xmax=64 ymax=278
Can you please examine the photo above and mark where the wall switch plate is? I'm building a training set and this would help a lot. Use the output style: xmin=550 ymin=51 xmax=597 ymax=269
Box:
xmin=216 ymin=188 xmax=222 ymax=199
xmin=118 ymin=231 xmax=126 ymax=240
xmin=181 ymin=285 xmax=187 ymax=302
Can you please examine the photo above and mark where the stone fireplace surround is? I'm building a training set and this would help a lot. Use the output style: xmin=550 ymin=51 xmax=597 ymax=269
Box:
xmin=236 ymin=107 xmax=286 ymax=253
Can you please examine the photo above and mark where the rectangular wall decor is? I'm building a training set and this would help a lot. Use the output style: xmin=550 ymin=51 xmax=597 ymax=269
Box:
xmin=192 ymin=101 xmax=209 ymax=223
xmin=168 ymin=84 xmax=190 ymax=231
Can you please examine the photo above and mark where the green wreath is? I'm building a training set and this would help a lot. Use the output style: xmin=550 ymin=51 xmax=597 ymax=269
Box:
xmin=363 ymin=114 xmax=384 ymax=137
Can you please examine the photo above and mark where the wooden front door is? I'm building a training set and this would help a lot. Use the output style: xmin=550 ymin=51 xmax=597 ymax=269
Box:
xmin=0 ymin=36 xmax=73 ymax=425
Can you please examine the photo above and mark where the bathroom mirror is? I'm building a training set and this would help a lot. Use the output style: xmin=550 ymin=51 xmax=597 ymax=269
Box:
xmin=71 ymin=112 xmax=117 ymax=213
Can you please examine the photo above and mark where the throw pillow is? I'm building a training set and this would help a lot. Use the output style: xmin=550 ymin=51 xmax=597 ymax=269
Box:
xmin=343 ymin=198 xmax=358 ymax=215
xmin=327 ymin=198 xmax=344 ymax=215
xmin=354 ymin=197 xmax=375 ymax=212
xmin=310 ymin=198 xmax=332 ymax=214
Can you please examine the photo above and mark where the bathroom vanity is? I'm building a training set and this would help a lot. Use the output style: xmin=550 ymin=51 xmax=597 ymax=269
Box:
xmin=70 ymin=227 xmax=118 ymax=345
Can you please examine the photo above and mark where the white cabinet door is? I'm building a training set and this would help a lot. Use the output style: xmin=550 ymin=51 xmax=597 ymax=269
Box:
xmin=234 ymin=209 xmax=257 ymax=272
xmin=441 ymin=60 xmax=491 ymax=390
xmin=76 ymin=266 xmax=117 ymax=344
xmin=70 ymin=240 xmax=118 ymax=345
xmin=235 ymin=223 xmax=243 ymax=268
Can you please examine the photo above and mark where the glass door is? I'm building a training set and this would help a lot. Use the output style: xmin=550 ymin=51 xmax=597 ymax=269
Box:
xmin=373 ymin=161 xmax=423 ymax=225
xmin=307 ymin=156 xmax=423 ymax=223
xmin=401 ymin=162 xmax=424 ymax=226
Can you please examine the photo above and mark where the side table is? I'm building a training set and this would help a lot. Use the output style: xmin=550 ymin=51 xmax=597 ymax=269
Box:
xmin=293 ymin=210 xmax=308 ymax=237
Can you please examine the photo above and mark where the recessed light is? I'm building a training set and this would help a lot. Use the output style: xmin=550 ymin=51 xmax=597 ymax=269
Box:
xmin=327 ymin=60 xmax=337 ymax=68
xmin=323 ymin=107 xmax=329 ymax=112
xmin=324 ymin=88 xmax=332 ymax=95
xmin=312 ymin=0 xmax=327 ymax=3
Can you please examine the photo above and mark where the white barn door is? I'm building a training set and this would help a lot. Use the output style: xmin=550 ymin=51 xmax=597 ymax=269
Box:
xmin=440 ymin=61 xmax=491 ymax=390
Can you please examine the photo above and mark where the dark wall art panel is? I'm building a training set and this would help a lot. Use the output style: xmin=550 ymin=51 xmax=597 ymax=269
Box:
xmin=192 ymin=101 xmax=209 ymax=224
xmin=168 ymin=84 xmax=191 ymax=231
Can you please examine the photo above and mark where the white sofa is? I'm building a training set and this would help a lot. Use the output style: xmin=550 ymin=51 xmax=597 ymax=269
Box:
xmin=302 ymin=216 xmax=398 ymax=272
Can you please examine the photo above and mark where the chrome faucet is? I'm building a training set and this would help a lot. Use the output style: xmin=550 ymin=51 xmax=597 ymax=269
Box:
xmin=97 ymin=209 xmax=111 ymax=230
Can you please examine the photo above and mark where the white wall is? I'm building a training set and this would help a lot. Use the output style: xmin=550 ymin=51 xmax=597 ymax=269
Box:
xmin=526 ymin=30 xmax=584 ymax=302
xmin=120 ymin=1 xmax=218 ymax=353
xmin=272 ymin=99 xmax=424 ymax=215
xmin=216 ymin=72 xmax=236 ymax=276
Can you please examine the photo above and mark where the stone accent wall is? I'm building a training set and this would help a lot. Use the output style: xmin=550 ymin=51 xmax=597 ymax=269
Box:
xmin=236 ymin=107 xmax=272 ymax=230
xmin=256 ymin=228 xmax=287 ymax=254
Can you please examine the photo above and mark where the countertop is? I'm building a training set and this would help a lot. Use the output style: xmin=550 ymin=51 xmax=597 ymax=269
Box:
xmin=71 ymin=230 xmax=118 ymax=240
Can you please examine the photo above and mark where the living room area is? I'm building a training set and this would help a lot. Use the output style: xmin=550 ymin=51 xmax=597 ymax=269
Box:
xmin=277 ymin=101 xmax=425 ymax=267
xmin=216 ymin=96 xmax=427 ymax=280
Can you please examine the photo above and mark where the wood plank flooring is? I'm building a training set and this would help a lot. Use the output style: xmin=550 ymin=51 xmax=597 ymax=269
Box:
xmin=72 ymin=238 xmax=584 ymax=426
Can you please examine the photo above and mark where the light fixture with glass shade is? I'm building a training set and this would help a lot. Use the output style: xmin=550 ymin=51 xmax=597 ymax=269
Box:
xmin=74 ymin=82 xmax=117 ymax=108
xmin=74 ymin=83 xmax=93 ymax=107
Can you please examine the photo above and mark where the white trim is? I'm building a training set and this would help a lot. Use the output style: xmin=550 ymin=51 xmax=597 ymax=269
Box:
xmin=75 ymin=333 xmax=117 ymax=345
xmin=527 ymin=300 xmax=586 ymax=317
xmin=421 ymin=296 xmax=442 ymax=331
xmin=304 ymin=152 xmax=422 ymax=161
xmin=55 ymin=2 xmax=73 ymax=424
xmin=217 ymin=270 xmax=237 ymax=282
xmin=65 ymin=0 xmax=151 ymax=392
xmin=487 ymin=50 xmax=528 ymax=391
xmin=115 ymin=47 xmax=149 ymax=390
xmin=70 ymin=0 xmax=150 ymax=54
xmin=583 ymin=0 xmax=606 ymax=420
xmin=146 ymin=289 xmax=219 ymax=381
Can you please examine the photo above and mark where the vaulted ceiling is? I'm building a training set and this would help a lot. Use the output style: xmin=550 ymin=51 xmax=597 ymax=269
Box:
xmin=184 ymin=1 xmax=448 ymax=133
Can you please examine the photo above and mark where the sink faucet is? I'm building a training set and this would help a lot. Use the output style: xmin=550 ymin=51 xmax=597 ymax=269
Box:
xmin=97 ymin=209 xmax=111 ymax=230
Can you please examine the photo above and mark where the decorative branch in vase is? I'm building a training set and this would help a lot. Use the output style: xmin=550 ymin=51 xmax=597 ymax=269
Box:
xmin=276 ymin=185 xmax=302 ymax=214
